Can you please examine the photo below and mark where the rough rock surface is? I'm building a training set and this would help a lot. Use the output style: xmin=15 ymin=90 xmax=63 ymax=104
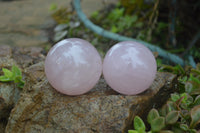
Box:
xmin=0 ymin=46 xmax=177 ymax=133
xmin=0 ymin=45 xmax=19 ymax=133
xmin=0 ymin=45 xmax=45 ymax=133
xmin=0 ymin=45 xmax=177 ymax=133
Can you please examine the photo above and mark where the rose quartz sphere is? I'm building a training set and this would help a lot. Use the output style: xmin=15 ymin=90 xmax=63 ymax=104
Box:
xmin=103 ymin=41 xmax=157 ymax=95
xmin=45 ymin=38 xmax=102 ymax=95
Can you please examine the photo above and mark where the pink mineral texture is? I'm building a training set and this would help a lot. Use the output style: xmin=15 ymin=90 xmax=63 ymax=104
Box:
xmin=103 ymin=41 xmax=157 ymax=95
xmin=45 ymin=38 xmax=102 ymax=95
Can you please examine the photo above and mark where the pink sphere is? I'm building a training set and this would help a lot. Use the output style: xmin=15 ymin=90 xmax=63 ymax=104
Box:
xmin=45 ymin=38 xmax=102 ymax=95
xmin=103 ymin=41 xmax=157 ymax=95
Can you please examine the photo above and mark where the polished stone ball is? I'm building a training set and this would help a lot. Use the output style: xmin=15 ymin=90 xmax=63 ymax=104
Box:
xmin=45 ymin=38 xmax=102 ymax=95
xmin=103 ymin=41 xmax=157 ymax=95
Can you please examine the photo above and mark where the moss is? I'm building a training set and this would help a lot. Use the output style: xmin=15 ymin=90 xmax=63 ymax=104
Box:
xmin=51 ymin=7 xmax=75 ymax=24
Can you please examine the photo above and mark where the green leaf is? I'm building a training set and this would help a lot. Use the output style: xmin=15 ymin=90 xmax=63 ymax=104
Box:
xmin=193 ymin=95 xmax=200 ymax=106
xmin=160 ymin=101 xmax=177 ymax=117
xmin=91 ymin=11 xmax=99 ymax=18
xmin=14 ymin=76 xmax=21 ymax=82
xmin=180 ymin=93 xmax=193 ymax=109
xmin=108 ymin=8 xmax=124 ymax=22
xmin=12 ymin=65 xmax=21 ymax=78
xmin=179 ymin=76 xmax=187 ymax=82
xmin=123 ymin=16 xmax=131 ymax=24
xmin=180 ymin=93 xmax=188 ymax=103
xmin=151 ymin=117 xmax=165 ymax=132
xmin=115 ymin=8 xmax=124 ymax=17
xmin=167 ymin=101 xmax=177 ymax=112
xmin=49 ymin=3 xmax=57 ymax=11
xmin=185 ymin=94 xmax=193 ymax=106
xmin=0 ymin=66 xmax=25 ymax=88
xmin=171 ymin=126 xmax=185 ymax=133
xmin=185 ymin=82 xmax=193 ymax=94
xmin=188 ymin=129 xmax=197 ymax=133
xmin=156 ymin=58 xmax=162 ymax=67
xmin=190 ymin=105 xmax=200 ymax=128
xmin=191 ymin=68 xmax=200 ymax=76
xmin=2 ymin=68 xmax=13 ymax=78
xmin=157 ymin=22 xmax=168 ymax=30
xmin=160 ymin=104 xmax=168 ymax=116
xmin=137 ymin=129 xmax=146 ymax=133
xmin=170 ymin=65 xmax=185 ymax=75
xmin=128 ymin=130 xmax=138 ymax=133
xmin=179 ymin=124 xmax=189 ymax=131
xmin=189 ymin=74 xmax=200 ymax=84
xmin=171 ymin=93 xmax=180 ymax=102
xmin=159 ymin=65 xmax=184 ymax=75
xmin=131 ymin=15 xmax=138 ymax=23
xmin=177 ymin=65 xmax=185 ymax=75
xmin=165 ymin=111 xmax=179 ymax=124
xmin=147 ymin=109 xmax=159 ymax=124
xmin=134 ymin=116 xmax=146 ymax=132
xmin=159 ymin=65 xmax=174 ymax=73
xmin=134 ymin=22 xmax=143 ymax=28
xmin=111 ymin=25 xmax=118 ymax=33
xmin=0 ymin=76 xmax=12 ymax=82
xmin=14 ymin=75 xmax=25 ymax=89
xmin=17 ymin=81 xmax=25 ymax=89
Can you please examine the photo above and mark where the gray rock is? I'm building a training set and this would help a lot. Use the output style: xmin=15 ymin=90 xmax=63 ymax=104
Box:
xmin=5 ymin=59 xmax=177 ymax=133
xmin=0 ymin=46 xmax=177 ymax=133
xmin=0 ymin=46 xmax=20 ymax=114
xmin=12 ymin=47 xmax=45 ymax=68
xmin=0 ymin=46 xmax=45 ymax=133
xmin=0 ymin=45 xmax=12 ymax=58
xmin=0 ymin=49 xmax=20 ymax=133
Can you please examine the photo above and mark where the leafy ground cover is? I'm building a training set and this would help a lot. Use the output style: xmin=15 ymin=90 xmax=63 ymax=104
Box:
xmin=129 ymin=64 xmax=200 ymax=132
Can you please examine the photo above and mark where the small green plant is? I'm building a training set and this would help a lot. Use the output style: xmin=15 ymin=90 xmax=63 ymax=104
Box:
xmin=129 ymin=64 xmax=200 ymax=133
xmin=50 ymin=7 xmax=81 ymax=42
xmin=91 ymin=5 xmax=143 ymax=34
xmin=107 ymin=8 xmax=143 ymax=33
xmin=49 ymin=3 xmax=57 ymax=12
xmin=128 ymin=116 xmax=146 ymax=133
xmin=0 ymin=65 xmax=25 ymax=88
xmin=159 ymin=64 xmax=185 ymax=75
